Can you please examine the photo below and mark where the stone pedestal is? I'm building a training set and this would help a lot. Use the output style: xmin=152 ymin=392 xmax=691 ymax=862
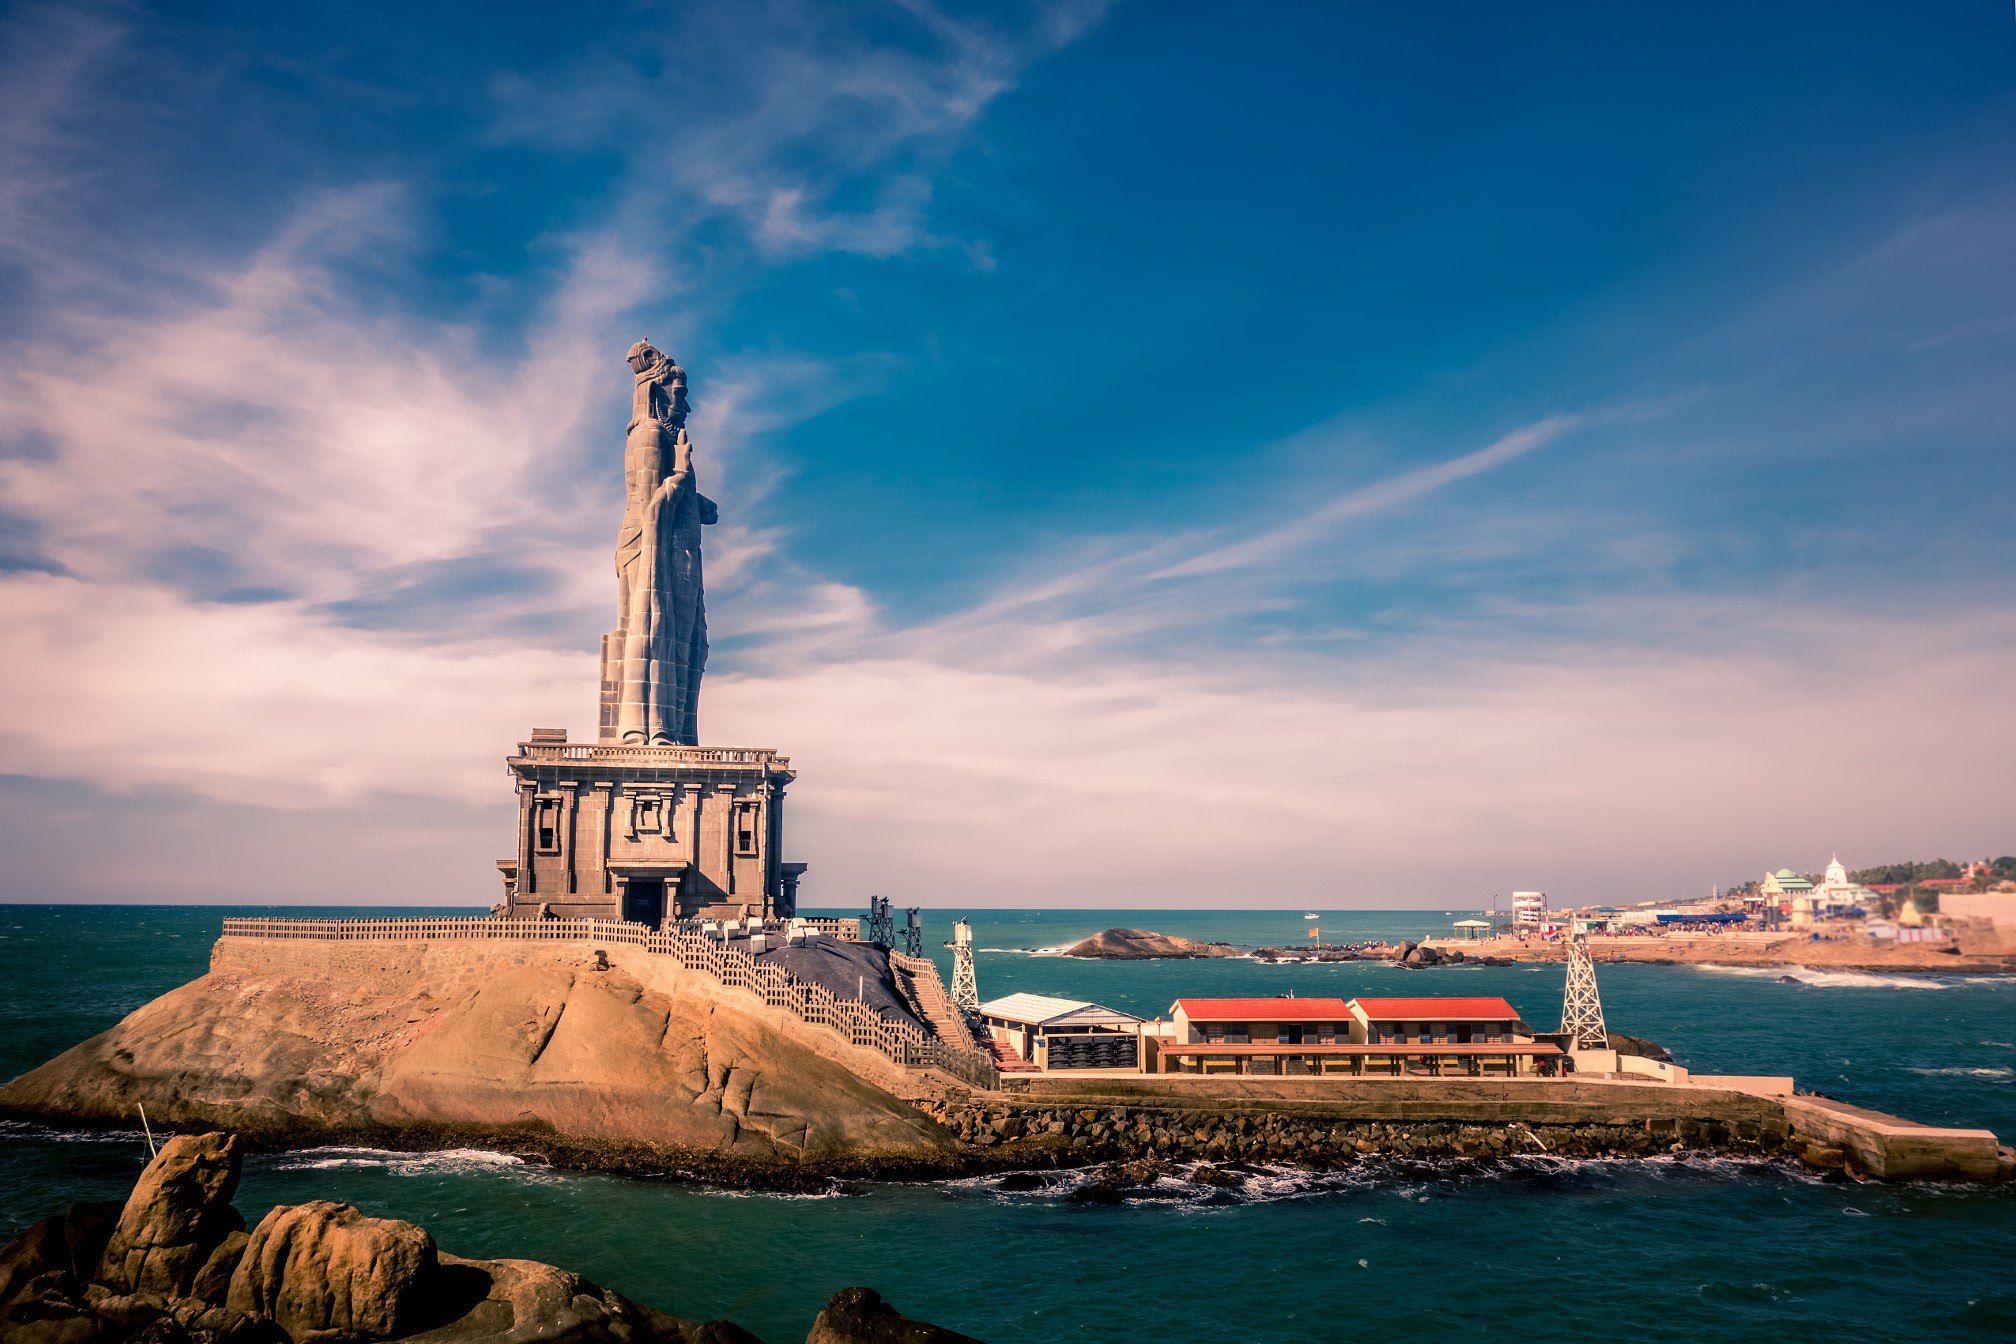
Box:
xmin=496 ymin=728 xmax=804 ymax=923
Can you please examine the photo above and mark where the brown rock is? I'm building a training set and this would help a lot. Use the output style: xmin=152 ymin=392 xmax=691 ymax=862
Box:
xmin=804 ymin=1288 xmax=984 ymax=1344
xmin=1061 ymin=929 xmax=1243 ymax=960
xmin=187 ymin=1231 xmax=248 ymax=1305
xmin=397 ymin=1254 xmax=699 ymax=1344
xmin=0 ymin=959 xmax=948 ymax=1165
xmin=0 ymin=1273 xmax=118 ymax=1344
xmin=0 ymin=1216 xmax=71 ymax=1311
xmin=96 ymin=1135 xmax=244 ymax=1297
xmin=224 ymin=1200 xmax=438 ymax=1342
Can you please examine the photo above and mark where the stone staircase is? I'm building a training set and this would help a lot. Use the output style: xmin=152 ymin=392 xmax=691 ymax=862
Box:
xmin=984 ymin=1035 xmax=1040 ymax=1074
xmin=888 ymin=952 xmax=979 ymax=1051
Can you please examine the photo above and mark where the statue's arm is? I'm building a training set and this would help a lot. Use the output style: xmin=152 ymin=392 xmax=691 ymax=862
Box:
xmin=698 ymin=494 xmax=719 ymax=525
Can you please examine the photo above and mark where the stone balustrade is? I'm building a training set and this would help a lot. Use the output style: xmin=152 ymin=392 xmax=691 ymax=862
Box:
xmin=509 ymin=742 xmax=788 ymax=768
xmin=218 ymin=916 xmax=996 ymax=1090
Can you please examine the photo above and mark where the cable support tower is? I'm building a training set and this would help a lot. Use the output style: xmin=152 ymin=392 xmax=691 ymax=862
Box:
xmin=902 ymin=907 xmax=923 ymax=957
xmin=1558 ymin=918 xmax=1609 ymax=1051
xmin=866 ymin=895 xmax=895 ymax=949
xmin=946 ymin=918 xmax=979 ymax=1014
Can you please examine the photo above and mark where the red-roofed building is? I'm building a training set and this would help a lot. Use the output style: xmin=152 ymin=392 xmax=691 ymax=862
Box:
xmin=1158 ymin=993 xmax=1552 ymax=1078
xmin=1173 ymin=997 xmax=1354 ymax=1028
xmin=1345 ymin=997 xmax=1525 ymax=1046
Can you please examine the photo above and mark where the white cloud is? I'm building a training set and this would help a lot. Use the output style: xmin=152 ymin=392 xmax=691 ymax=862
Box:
xmin=3 ymin=0 xmax=2008 ymax=914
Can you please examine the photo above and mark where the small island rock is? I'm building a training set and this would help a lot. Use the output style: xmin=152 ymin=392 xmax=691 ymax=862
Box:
xmin=1062 ymin=929 xmax=1243 ymax=960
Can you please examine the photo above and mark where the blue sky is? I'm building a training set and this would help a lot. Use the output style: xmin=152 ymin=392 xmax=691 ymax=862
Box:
xmin=1 ymin=1 xmax=2012 ymax=907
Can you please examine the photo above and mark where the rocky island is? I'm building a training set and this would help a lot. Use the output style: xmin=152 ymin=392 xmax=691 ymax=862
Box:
xmin=0 ymin=934 xmax=955 ymax=1185
xmin=0 ymin=1131 xmax=983 ymax=1343
xmin=1062 ymin=928 xmax=1244 ymax=959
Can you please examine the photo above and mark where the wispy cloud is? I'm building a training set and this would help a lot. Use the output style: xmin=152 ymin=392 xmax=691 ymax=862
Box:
xmin=1150 ymin=415 xmax=1583 ymax=580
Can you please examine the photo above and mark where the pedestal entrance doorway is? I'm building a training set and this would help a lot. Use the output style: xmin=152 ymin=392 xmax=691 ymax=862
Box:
xmin=621 ymin=878 xmax=666 ymax=926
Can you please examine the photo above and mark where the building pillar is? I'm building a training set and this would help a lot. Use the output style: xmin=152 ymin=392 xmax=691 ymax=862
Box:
xmin=559 ymin=781 xmax=581 ymax=895
xmin=516 ymin=782 xmax=537 ymax=902
xmin=716 ymin=782 xmax=737 ymax=899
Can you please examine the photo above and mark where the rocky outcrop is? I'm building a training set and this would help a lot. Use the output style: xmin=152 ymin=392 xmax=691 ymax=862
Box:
xmin=805 ymin=1288 xmax=983 ymax=1344
xmin=1062 ymin=929 xmax=1243 ymax=960
xmin=226 ymin=1201 xmax=440 ymax=1340
xmin=0 ymin=942 xmax=950 ymax=1175
xmin=96 ymin=1132 xmax=245 ymax=1298
xmin=1381 ymin=941 xmax=1511 ymax=969
xmin=0 ymin=1134 xmax=991 ymax=1343
xmin=1607 ymin=1033 xmax=1673 ymax=1063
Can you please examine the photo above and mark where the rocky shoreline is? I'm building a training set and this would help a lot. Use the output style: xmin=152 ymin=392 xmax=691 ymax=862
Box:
xmin=0 ymin=1131 xmax=985 ymax=1343
xmin=1418 ymin=934 xmax=2016 ymax=975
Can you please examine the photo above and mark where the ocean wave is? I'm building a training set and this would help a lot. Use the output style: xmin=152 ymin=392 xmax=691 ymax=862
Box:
xmin=686 ymin=1183 xmax=850 ymax=1202
xmin=977 ymin=946 xmax=1075 ymax=956
xmin=264 ymin=1146 xmax=537 ymax=1177
xmin=0 ymin=1119 xmax=151 ymax=1146
xmin=1906 ymin=1066 xmax=2014 ymax=1079
xmin=941 ymin=1153 xmax=1817 ymax=1209
xmin=1693 ymin=964 xmax=1946 ymax=990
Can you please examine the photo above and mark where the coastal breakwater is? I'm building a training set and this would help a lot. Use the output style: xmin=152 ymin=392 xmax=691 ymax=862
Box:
xmin=922 ymin=1077 xmax=2012 ymax=1182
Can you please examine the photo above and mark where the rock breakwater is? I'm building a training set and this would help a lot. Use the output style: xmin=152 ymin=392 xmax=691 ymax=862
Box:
xmin=917 ymin=1095 xmax=1802 ymax=1168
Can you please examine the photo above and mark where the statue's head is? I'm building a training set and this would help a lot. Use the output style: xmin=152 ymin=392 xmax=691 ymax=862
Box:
xmin=626 ymin=340 xmax=668 ymax=374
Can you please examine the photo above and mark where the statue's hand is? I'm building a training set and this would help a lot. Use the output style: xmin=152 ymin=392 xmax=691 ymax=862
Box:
xmin=698 ymin=494 xmax=719 ymax=525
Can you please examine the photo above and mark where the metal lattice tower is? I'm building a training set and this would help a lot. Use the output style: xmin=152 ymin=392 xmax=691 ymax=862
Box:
xmin=1559 ymin=920 xmax=1609 ymax=1050
xmin=867 ymin=895 xmax=895 ymax=949
xmin=946 ymin=918 xmax=979 ymax=1014
xmin=902 ymin=908 xmax=923 ymax=957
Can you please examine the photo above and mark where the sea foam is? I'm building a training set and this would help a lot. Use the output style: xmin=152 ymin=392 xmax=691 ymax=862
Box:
xmin=1694 ymin=964 xmax=1947 ymax=990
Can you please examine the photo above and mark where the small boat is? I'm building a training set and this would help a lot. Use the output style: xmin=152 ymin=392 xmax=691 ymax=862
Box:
xmin=1304 ymin=913 xmax=1320 ymax=919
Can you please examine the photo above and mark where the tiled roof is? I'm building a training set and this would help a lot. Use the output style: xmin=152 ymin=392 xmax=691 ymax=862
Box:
xmin=1171 ymin=997 xmax=1354 ymax=1020
xmin=1347 ymin=997 xmax=1521 ymax=1020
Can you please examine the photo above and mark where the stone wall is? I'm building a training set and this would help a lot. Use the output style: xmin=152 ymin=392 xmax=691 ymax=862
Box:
xmin=913 ymin=1075 xmax=2010 ymax=1181
xmin=917 ymin=1093 xmax=1796 ymax=1166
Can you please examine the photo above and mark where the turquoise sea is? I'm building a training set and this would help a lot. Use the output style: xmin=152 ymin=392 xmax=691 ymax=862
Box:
xmin=3 ymin=904 xmax=2012 ymax=1342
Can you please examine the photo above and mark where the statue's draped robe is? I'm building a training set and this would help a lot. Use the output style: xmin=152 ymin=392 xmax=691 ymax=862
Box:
xmin=605 ymin=352 xmax=711 ymax=746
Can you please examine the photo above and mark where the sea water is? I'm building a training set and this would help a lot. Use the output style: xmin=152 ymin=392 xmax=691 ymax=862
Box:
xmin=2 ymin=904 xmax=2012 ymax=1343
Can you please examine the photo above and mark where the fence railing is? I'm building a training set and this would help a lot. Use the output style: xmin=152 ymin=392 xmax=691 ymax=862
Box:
xmin=219 ymin=916 xmax=997 ymax=1090
xmin=510 ymin=743 xmax=789 ymax=769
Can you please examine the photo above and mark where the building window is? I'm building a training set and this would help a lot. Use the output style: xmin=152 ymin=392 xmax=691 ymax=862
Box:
xmin=635 ymin=798 xmax=663 ymax=834
xmin=734 ymin=801 xmax=760 ymax=856
xmin=534 ymin=799 xmax=561 ymax=854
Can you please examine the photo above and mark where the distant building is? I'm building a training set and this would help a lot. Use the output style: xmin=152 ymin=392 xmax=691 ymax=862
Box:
xmin=1756 ymin=868 xmax=1813 ymax=923
xmin=1511 ymin=892 xmax=1549 ymax=927
xmin=1807 ymin=854 xmax=1877 ymax=919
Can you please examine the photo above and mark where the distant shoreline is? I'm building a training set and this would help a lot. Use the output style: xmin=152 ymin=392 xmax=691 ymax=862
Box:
xmin=1414 ymin=934 xmax=2016 ymax=976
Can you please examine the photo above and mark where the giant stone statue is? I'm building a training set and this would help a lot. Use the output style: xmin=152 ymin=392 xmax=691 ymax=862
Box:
xmin=600 ymin=340 xmax=716 ymax=745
